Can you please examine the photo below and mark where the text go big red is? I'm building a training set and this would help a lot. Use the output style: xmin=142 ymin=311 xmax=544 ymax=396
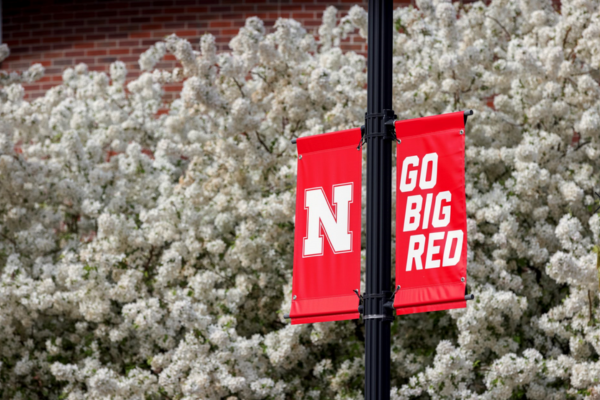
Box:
xmin=399 ymin=152 xmax=464 ymax=272
xmin=393 ymin=112 xmax=468 ymax=315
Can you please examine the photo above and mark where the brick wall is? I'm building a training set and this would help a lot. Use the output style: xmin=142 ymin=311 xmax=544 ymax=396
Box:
xmin=1 ymin=0 xmax=410 ymax=101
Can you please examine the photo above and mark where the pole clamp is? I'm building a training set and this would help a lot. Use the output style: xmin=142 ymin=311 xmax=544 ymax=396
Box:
xmin=361 ymin=290 xmax=395 ymax=321
xmin=358 ymin=109 xmax=398 ymax=149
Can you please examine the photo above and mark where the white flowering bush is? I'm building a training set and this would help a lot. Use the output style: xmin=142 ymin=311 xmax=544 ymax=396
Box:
xmin=2 ymin=0 xmax=600 ymax=398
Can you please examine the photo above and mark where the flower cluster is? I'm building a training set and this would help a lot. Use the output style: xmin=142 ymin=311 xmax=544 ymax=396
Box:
xmin=1 ymin=0 xmax=600 ymax=398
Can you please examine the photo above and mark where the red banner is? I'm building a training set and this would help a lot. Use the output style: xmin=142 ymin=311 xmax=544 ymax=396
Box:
xmin=394 ymin=112 xmax=468 ymax=315
xmin=290 ymin=128 xmax=362 ymax=325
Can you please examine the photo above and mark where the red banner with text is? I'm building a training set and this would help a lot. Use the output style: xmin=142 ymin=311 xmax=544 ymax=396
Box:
xmin=290 ymin=128 xmax=362 ymax=325
xmin=394 ymin=112 xmax=468 ymax=315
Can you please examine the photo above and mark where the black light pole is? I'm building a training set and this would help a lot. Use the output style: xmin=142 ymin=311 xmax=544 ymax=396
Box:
xmin=364 ymin=0 xmax=395 ymax=399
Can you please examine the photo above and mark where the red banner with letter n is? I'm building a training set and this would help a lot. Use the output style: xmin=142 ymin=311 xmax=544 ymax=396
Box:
xmin=394 ymin=112 xmax=468 ymax=316
xmin=290 ymin=128 xmax=362 ymax=325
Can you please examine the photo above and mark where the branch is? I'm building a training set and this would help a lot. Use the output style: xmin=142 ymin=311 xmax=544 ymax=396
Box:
xmin=255 ymin=131 xmax=272 ymax=153
xmin=575 ymin=139 xmax=591 ymax=151
xmin=562 ymin=26 xmax=572 ymax=50
xmin=0 ymin=231 xmax=17 ymax=248
xmin=588 ymin=290 xmax=595 ymax=326
xmin=570 ymin=70 xmax=593 ymax=77
xmin=143 ymin=246 xmax=156 ymax=273
xmin=486 ymin=15 xmax=511 ymax=41
xmin=232 ymin=78 xmax=245 ymax=98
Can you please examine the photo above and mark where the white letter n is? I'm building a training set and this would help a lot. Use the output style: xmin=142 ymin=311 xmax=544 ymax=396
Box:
xmin=303 ymin=183 xmax=353 ymax=257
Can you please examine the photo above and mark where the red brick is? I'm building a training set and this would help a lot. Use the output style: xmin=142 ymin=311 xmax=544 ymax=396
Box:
xmin=164 ymin=85 xmax=184 ymax=92
xmin=74 ymin=12 xmax=96 ymax=19
xmin=75 ymin=28 xmax=96 ymax=34
xmin=187 ymin=7 xmax=209 ymax=13
xmin=304 ymin=20 xmax=321 ymax=26
xmin=87 ymin=50 xmax=108 ymax=56
xmin=12 ymin=16 xmax=31 ymax=24
xmin=219 ymin=13 xmax=245 ymax=19
xmin=109 ymin=48 xmax=131 ymax=55
xmin=155 ymin=61 xmax=173 ymax=69
xmin=153 ymin=16 xmax=175 ymax=22
xmin=105 ymin=2 xmax=132 ymax=9
xmin=163 ymin=7 xmax=185 ymax=14
xmin=98 ymin=26 xmax=119 ymax=33
xmin=119 ymin=56 xmax=139 ymax=63
xmin=11 ymin=31 xmax=31 ymax=39
xmin=176 ymin=15 xmax=197 ymax=21
xmin=54 ymin=28 xmax=74 ymax=35
xmin=22 ymin=38 xmax=42 ymax=45
xmin=164 ymin=22 xmax=183 ymax=29
xmin=131 ymin=17 xmax=152 ymax=23
xmin=119 ymin=10 xmax=141 ymax=16
xmin=96 ymin=41 xmax=118 ymax=48
xmin=35 ymin=30 xmax=54 ymax=37
xmin=108 ymin=18 xmax=130 ymax=24
xmin=97 ymin=10 xmax=120 ymax=18
xmin=98 ymin=57 xmax=118 ymax=63
xmin=4 ymin=39 xmax=19 ymax=48
xmin=107 ymin=33 xmax=129 ymax=40
xmin=75 ymin=57 xmax=95 ymax=64
xmin=153 ymin=1 xmax=175 ymax=6
xmin=10 ymin=46 xmax=30 ymax=54
xmin=210 ymin=20 xmax=232 ymax=28
xmin=130 ymin=32 xmax=152 ymax=38
xmin=31 ymin=45 xmax=53 ymax=52
xmin=141 ymin=39 xmax=160 ymax=46
xmin=292 ymin=12 xmax=314 ymax=19
xmin=88 ymin=65 xmax=108 ymax=71
xmin=86 ymin=34 xmax=107 ymax=41
xmin=175 ymin=30 xmax=197 ymax=36
xmin=43 ymin=37 xmax=64 ymax=44
xmin=54 ymin=13 xmax=75 ymax=20
xmin=73 ymin=43 xmax=96 ymax=49
xmin=141 ymin=8 xmax=164 ymax=15
xmin=231 ymin=6 xmax=255 ymax=12
xmin=142 ymin=24 xmax=163 ymax=30
xmin=65 ymin=50 xmax=86 ymax=57
xmin=270 ymin=12 xmax=291 ymax=18
xmin=119 ymin=40 xmax=141 ymax=46
xmin=70 ymin=21 xmax=87 ymax=27
xmin=7 ymin=61 xmax=30 ymax=69
xmin=54 ymin=59 xmax=75 ymax=66
xmin=211 ymin=6 xmax=232 ymax=12
xmin=186 ymin=21 xmax=208 ymax=29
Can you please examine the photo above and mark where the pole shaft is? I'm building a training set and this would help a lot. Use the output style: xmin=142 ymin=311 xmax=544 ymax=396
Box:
xmin=365 ymin=0 xmax=394 ymax=399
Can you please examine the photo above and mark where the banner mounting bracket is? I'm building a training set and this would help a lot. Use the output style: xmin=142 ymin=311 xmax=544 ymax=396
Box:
xmin=463 ymin=109 xmax=474 ymax=125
